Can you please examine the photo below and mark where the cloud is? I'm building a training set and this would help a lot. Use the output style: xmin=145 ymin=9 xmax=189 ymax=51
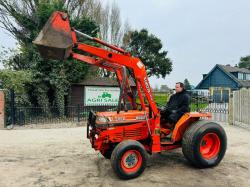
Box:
xmin=109 ymin=0 xmax=250 ymax=87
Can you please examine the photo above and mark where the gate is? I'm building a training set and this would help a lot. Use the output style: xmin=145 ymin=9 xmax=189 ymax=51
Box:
xmin=190 ymin=91 xmax=228 ymax=123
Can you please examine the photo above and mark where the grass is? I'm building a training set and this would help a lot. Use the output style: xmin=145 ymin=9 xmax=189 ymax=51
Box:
xmin=153 ymin=93 xmax=169 ymax=106
xmin=136 ymin=92 xmax=208 ymax=111
xmin=190 ymin=103 xmax=208 ymax=112
xmin=136 ymin=93 xmax=169 ymax=106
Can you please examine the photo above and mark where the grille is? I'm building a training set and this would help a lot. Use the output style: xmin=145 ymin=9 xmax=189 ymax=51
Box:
xmin=124 ymin=127 xmax=144 ymax=138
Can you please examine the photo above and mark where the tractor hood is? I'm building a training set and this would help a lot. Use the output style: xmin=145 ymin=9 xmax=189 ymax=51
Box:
xmin=95 ymin=110 xmax=149 ymax=125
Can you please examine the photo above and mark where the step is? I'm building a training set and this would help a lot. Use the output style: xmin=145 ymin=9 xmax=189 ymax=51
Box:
xmin=160 ymin=137 xmax=173 ymax=145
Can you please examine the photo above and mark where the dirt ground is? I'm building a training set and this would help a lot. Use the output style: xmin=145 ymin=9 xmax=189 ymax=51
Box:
xmin=0 ymin=124 xmax=249 ymax=187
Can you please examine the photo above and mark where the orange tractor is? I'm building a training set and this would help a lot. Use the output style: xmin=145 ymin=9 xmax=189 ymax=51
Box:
xmin=34 ymin=11 xmax=227 ymax=179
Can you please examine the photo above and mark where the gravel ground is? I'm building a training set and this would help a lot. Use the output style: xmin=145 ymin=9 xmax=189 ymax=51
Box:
xmin=0 ymin=124 xmax=249 ymax=187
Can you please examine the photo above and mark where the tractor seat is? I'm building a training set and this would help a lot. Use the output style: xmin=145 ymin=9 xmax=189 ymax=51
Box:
xmin=160 ymin=128 xmax=171 ymax=138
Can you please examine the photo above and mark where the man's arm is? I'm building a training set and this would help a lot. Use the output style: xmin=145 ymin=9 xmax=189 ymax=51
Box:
xmin=176 ymin=94 xmax=191 ymax=114
xmin=161 ymin=95 xmax=174 ymax=114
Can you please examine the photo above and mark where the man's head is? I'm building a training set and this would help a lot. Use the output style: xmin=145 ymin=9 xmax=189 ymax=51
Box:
xmin=175 ymin=82 xmax=185 ymax=93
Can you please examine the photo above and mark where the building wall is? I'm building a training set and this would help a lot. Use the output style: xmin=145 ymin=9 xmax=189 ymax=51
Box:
xmin=198 ymin=67 xmax=239 ymax=89
xmin=207 ymin=68 xmax=239 ymax=89
xmin=210 ymin=87 xmax=230 ymax=103
xmin=197 ymin=67 xmax=240 ymax=102
xmin=69 ymin=85 xmax=84 ymax=106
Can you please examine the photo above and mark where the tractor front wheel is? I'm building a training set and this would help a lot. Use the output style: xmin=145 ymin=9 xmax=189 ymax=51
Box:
xmin=182 ymin=120 xmax=227 ymax=168
xmin=111 ymin=140 xmax=147 ymax=179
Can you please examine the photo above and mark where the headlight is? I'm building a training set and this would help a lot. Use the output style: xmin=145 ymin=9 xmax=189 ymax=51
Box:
xmin=96 ymin=116 xmax=108 ymax=123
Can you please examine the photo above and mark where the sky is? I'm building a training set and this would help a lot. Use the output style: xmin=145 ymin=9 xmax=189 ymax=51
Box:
xmin=1 ymin=0 xmax=250 ymax=88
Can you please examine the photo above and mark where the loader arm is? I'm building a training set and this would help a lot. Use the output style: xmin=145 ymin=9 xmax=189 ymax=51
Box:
xmin=33 ymin=11 xmax=162 ymax=152
xmin=72 ymin=39 xmax=161 ymax=152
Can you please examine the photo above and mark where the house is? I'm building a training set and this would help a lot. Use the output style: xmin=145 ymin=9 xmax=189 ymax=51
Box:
xmin=196 ymin=64 xmax=250 ymax=102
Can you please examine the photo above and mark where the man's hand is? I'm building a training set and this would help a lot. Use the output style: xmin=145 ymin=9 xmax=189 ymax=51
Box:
xmin=160 ymin=106 xmax=172 ymax=114
xmin=171 ymin=110 xmax=177 ymax=114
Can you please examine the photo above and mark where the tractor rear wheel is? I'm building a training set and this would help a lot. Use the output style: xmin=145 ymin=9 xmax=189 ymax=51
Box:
xmin=182 ymin=120 xmax=227 ymax=168
xmin=111 ymin=140 xmax=147 ymax=179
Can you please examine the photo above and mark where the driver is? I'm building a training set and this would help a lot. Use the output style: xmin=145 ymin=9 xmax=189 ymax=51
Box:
xmin=160 ymin=82 xmax=191 ymax=130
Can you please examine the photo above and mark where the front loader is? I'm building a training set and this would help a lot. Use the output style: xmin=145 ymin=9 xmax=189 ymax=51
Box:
xmin=33 ymin=11 xmax=227 ymax=179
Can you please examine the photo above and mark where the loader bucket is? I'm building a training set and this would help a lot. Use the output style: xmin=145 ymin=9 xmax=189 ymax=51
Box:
xmin=33 ymin=11 xmax=73 ymax=60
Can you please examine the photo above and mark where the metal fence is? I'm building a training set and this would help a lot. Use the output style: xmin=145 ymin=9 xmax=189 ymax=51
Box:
xmin=6 ymin=90 xmax=229 ymax=126
xmin=200 ymin=102 xmax=228 ymax=122
xmin=13 ymin=105 xmax=117 ymax=125
xmin=189 ymin=90 xmax=228 ymax=122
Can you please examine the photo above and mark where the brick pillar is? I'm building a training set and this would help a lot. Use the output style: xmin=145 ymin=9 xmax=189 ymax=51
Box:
xmin=0 ymin=90 xmax=5 ymax=129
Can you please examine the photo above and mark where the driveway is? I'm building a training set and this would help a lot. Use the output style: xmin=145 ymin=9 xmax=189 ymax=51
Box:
xmin=0 ymin=124 xmax=249 ymax=187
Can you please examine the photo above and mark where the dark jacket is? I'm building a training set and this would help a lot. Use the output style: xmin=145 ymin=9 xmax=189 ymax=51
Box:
xmin=165 ymin=90 xmax=191 ymax=115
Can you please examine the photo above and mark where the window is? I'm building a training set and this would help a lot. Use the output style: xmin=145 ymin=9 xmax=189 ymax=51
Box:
xmin=238 ymin=73 xmax=244 ymax=80
xmin=246 ymin=74 xmax=250 ymax=80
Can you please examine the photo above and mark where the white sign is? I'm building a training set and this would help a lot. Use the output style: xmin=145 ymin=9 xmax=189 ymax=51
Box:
xmin=84 ymin=86 xmax=120 ymax=106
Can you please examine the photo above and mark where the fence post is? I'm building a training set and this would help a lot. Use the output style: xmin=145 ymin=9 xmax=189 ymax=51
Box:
xmin=10 ymin=89 xmax=15 ymax=125
xmin=0 ymin=90 xmax=5 ymax=129
xmin=77 ymin=104 xmax=80 ymax=122
xmin=196 ymin=93 xmax=199 ymax=111
xmin=228 ymin=91 xmax=234 ymax=125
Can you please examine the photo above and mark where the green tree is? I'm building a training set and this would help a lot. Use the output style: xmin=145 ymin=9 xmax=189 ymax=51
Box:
xmin=184 ymin=79 xmax=192 ymax=90
xmin=238 ymin=55 xmax=250 ymax=70
xmin=123 ymin=29 xmax=172 ymax=78
xmin=0 ymin=0 xmax=99 ymax=116
xmin=0 ymin=70 xmax=32 ymax=106
xmin=0 ymin=70 xmax=33 ymax=125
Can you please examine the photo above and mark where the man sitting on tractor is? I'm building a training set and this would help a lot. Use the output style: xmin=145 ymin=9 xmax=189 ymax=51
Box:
xmin=160 ymin=82 xmax=191 ymax=131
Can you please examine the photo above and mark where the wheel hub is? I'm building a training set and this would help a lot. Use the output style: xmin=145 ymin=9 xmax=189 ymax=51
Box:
xmin=200 ymin=132 xmax=221 ymax=159
xmin=124 ymin=153 xmax=138 ymax=168
xmin=121 ymin=150 xmax=142 ymax=173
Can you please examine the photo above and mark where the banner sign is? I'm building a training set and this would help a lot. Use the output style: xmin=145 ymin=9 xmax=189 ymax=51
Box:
xmin=84 ymin=86 xmax=120 ymax=106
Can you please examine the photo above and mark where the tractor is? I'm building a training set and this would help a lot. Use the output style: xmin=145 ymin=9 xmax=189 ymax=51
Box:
xmin=33 ymin=11 xmax=227 ymax=179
